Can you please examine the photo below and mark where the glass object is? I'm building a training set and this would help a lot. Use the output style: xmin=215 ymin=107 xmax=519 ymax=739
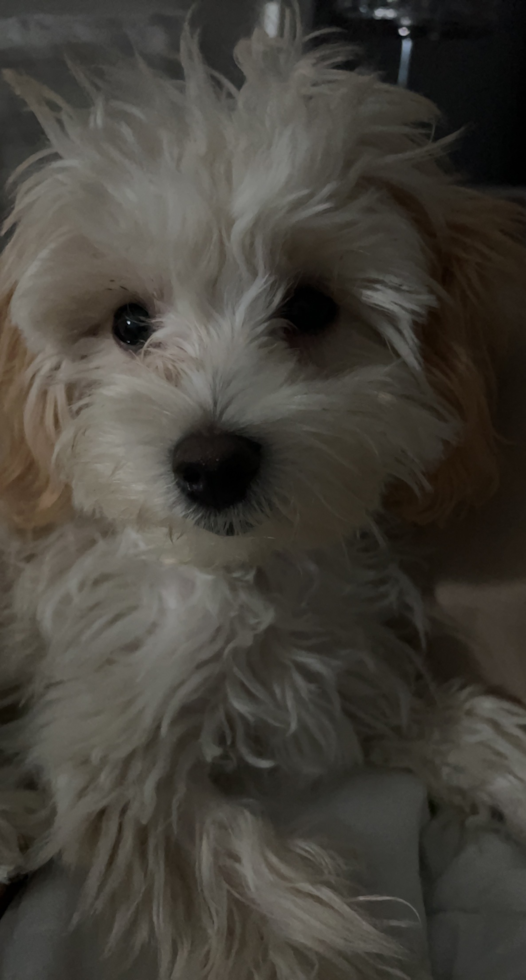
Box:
xmin=260 ymin=0 xmax=315 ymax=35
xmin=333 ymin=0 xmax=499 ymax=86
xmin=336 ymin=0 xmax=498 ymax=33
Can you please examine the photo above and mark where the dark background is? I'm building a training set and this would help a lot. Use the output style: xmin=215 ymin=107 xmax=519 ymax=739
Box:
xmin=311 ymin=0 xmax=526 ymax=187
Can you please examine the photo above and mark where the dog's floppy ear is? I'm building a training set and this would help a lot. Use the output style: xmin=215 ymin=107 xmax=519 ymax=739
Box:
xmin=0 ymin=291 xmax=71 ymax=532
xmin=388 ymin=188 xmax=526 ymax=525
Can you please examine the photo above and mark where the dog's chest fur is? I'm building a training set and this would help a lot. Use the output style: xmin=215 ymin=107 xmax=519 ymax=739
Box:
xmin=2 ymin=522 xmax=414 ymax=811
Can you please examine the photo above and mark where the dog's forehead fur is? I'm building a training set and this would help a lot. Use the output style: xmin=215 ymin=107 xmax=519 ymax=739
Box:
xmin=3 ymin=30 xmax=440 ymax=354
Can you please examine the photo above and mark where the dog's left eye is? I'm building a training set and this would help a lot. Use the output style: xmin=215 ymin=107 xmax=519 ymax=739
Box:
xmin=277 ymin=283 xmax=339 ymax=339
xmin=112 ymin=303 xmax=153 ymax=350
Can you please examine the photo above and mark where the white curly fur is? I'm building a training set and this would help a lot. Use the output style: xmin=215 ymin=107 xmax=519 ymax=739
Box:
xmin=1 ymin=15 xmax=526 ymax=980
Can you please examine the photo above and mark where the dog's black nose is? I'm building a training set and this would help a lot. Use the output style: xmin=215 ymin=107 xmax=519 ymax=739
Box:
xmin=173 ymin=429 xmax=262 ymax=512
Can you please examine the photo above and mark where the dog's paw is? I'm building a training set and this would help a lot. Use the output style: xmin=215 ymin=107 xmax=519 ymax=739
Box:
xmin=370 ymin=686 xmax=526 ymax=841
xmin=443 ymin=689 xmax=526 ymax=839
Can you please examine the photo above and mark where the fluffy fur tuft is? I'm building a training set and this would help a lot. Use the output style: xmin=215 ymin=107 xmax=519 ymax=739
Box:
xmin=0 ymin=16 xmax=526 ymax=980
xmin=386 ymin=187 xmax=525 ymax=523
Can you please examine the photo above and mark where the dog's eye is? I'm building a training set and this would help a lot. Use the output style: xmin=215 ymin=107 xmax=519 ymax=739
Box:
xmin=112 ymin=303 xmax=153 ymax=350
xmin=278 ymin=284 xmax=338 ymax=339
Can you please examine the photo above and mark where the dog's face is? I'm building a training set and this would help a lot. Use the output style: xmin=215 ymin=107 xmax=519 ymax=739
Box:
xmin=0 ymin=29 xmax=520 ymax=562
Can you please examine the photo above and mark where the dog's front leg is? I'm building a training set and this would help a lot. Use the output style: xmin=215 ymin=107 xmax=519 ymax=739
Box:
xmin=369 ymin=683 xmax=526 ymax=839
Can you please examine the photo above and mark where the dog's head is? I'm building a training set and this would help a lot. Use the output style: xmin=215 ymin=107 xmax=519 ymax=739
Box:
xmin=0 ymin=23 xmax=524 ymax=563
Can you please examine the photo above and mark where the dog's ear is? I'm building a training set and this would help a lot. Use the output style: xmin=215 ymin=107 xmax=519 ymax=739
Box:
xmin=388 ymin=188 xmax=526 ymax=525
xmin=0 ymin=291 xmax=71 ymax=532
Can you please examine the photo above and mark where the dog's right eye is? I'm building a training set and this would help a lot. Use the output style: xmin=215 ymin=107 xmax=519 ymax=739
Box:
xmin=112 ymin=303 xmax=153 ymax=350
xmin=277 ymin=283 xmax=339 ymax=341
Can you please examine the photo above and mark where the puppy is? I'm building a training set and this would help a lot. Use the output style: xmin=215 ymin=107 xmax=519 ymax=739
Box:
xmin=1 ymin=18 xmax=526 ymax=980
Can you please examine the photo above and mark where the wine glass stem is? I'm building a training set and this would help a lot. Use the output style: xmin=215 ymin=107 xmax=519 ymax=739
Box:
xmin=397 ymin=35 xmax=413 ymax=87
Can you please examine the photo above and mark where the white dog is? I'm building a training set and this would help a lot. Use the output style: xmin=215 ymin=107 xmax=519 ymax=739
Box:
xmin=1 ymin=18 xmax=526 ymax=980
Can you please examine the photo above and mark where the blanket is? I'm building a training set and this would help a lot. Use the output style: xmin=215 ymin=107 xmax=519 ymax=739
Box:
xmin=1 ymin=771 xmax=524 ymax=980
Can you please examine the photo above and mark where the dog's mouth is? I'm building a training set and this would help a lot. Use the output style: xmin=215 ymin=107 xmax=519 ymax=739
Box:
xmin=185 ymin=506 xmax=265 ymax=538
